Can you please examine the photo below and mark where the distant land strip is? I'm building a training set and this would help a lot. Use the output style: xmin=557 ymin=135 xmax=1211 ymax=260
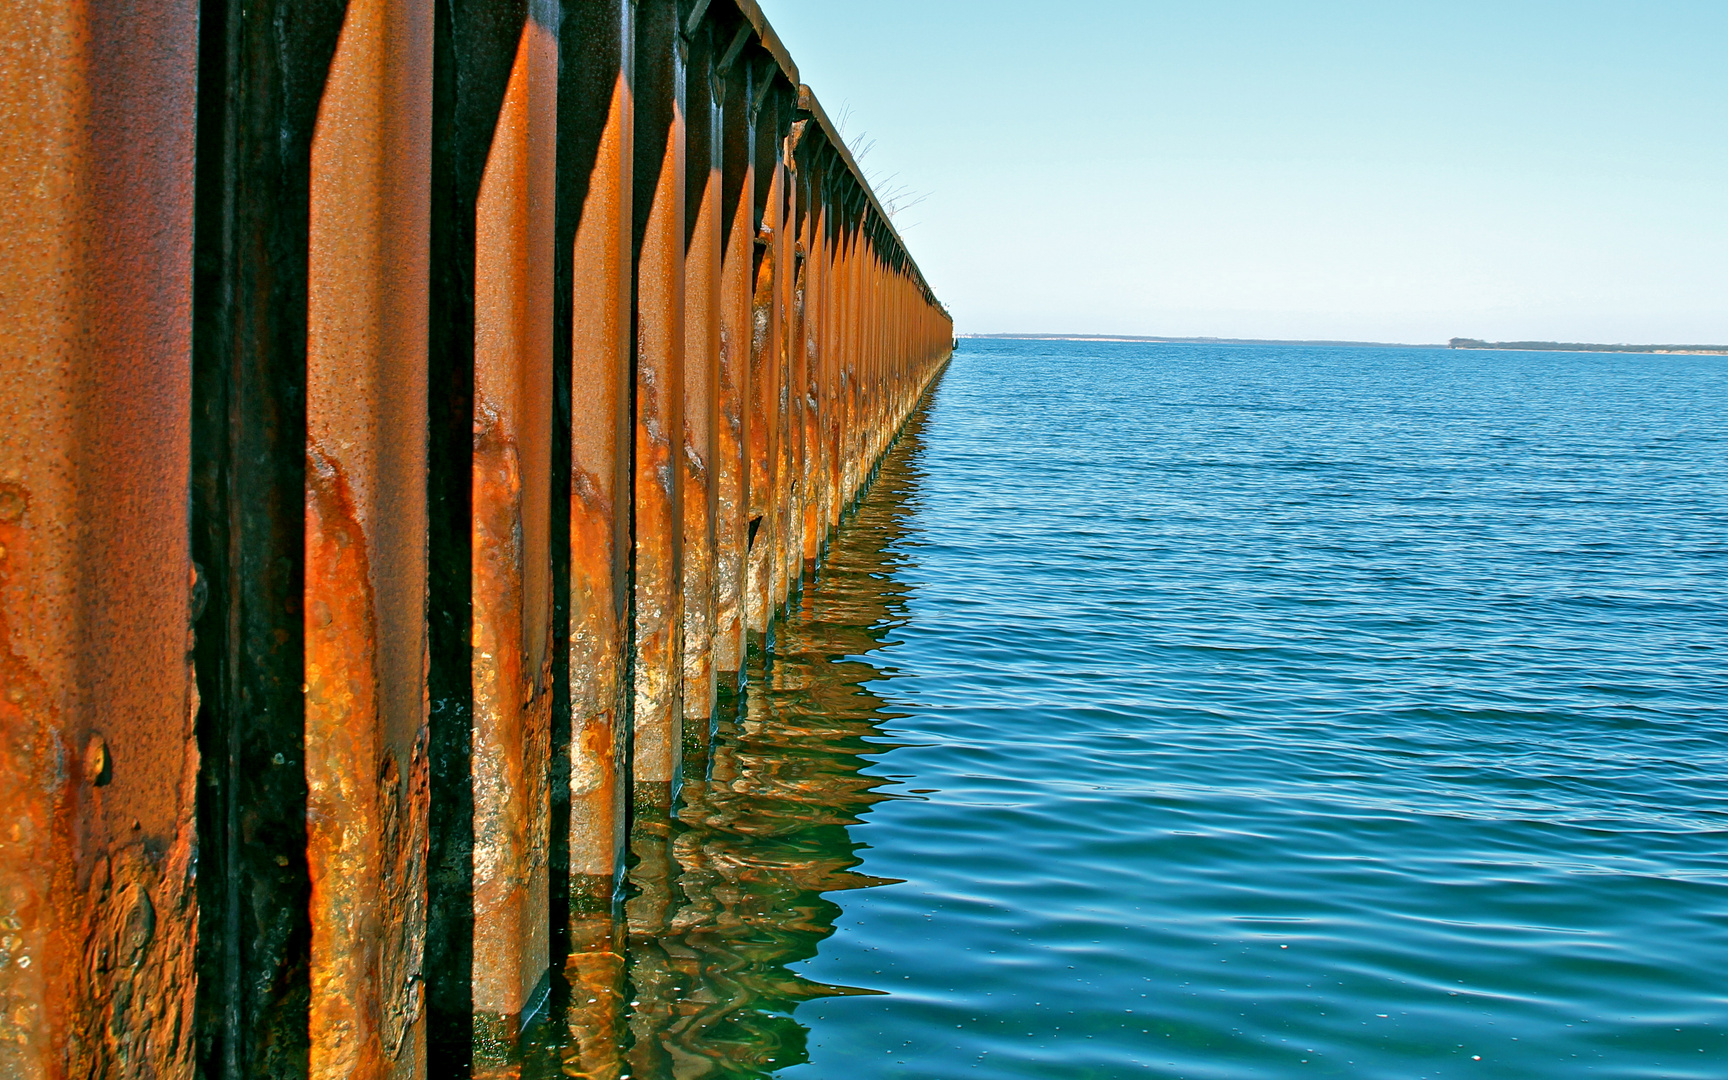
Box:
xmin=1448 ymin=338 xmax=1728 ymax=355
xmin=962 ymin=333 xmax=1728 ymax=355
xmin=963 ymin=333 xmax=1439 ymax=348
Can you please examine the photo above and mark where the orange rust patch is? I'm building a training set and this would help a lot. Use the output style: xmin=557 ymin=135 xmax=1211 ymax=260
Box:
xmin=305 ymin=448 xmax=428 ymax=1079
xmin=568 ymin=469 xmax=625 ymax=886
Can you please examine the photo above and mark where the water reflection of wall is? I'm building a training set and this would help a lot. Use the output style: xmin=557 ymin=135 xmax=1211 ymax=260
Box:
xmin=520 ymin=407 xmax=931 ymax=1080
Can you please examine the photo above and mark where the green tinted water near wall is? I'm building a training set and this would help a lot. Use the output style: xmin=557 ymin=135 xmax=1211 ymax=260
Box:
xmin=516 ymin=409 xmax=931 ymax=1079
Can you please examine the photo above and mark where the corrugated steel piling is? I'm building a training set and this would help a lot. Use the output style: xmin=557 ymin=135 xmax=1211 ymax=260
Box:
xmin=466 ymin=0 xmax=558 ymax=1048
xmin=0 ymin=0 xmax=950 ymax=1074
xmin=629 ymin=0 xmax=687 ymax=805
xmin=744 ymin=63 xmax=784 ymax=639
xmin=711 ymin=42 xmax=755 ymax=682
xmin=680 ymin=12 xmax=723 ymax=741
xmin=305 ymin=0 xmax=434 ymax=1071
xmin=561 ymin=0 xmax=633 ymax=906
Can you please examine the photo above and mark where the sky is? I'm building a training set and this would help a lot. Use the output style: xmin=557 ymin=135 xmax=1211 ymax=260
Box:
xmin=763 ymin=0 xmax=1728 ymax=343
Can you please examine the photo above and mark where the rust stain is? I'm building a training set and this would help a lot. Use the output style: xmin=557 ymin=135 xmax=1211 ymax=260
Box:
xmin=304 ymin=450 xmax=429 ymax=1080
xmin=567 ymin=32 xmax=632 ymax=897
xmin=0 ymin=0 xmax=200 ymax=1061
xmin=469 ymin=412 xmax=552 ymax=1022
xmin=744 ymin=161 xmax=780 ymax=637
xmin=681 ymin=28 xmax=721 ymax=730
xmin=712 ymin=178 xmax=751 ymax=674
xmin=822 ymin=226 xmax=841 ymax=530
xmin=631 ymin=0 xmax=686 ymax=788
xmin=0 ymin=524 xmax=200 ymax=1079
xmin=839 ymin=223 xmax=863 ymax=508
xmin=710 ymin=54 xmax=754 ymax=681
xmin=0 ymin=482 xmax=60 ymax=1075
xmin=797 ymin=190 xmax=822 ymax=567
xmin=65 ymin=561 xmax=201 ymax=1078
xmin=470 ymin=9 xmax=557 ymax=1027
xmin=769 ymin=151 xmax=796 ymax=618
xmin=303 ymin=0 xmax=433 ymax=1066
xmin=567 ymin=469 xmax=624 ymax=893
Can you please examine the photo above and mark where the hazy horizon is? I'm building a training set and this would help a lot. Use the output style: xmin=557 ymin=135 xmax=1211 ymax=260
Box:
xmin=766 ymin=0 xmax=1728 ymax=344
xmin=958 ymin=332 xmax=1728 ymax=347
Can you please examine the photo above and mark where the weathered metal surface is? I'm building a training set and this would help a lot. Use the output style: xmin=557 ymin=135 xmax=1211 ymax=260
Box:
xmin=680 ymin=17 xmax=722 ymax=735
xmin=711 ymin=49 xmax=755 ymax=680
xmin=821 ymin=174 xmax=845 ymax=532
xmin=785 ymin=133 xmax=811 ymax=585
xmin=769 ymin=119 xmax=797 ymax=617
xmin=631 ymin=0 xmax=687 ymax=794
xmin=796 ymin=152 xmax=824 ymax=566
xmin=0 ymin=0 xmax=200 ymax=1070
xmin=744 ymin=73 xmax=783 ymax=637
xmin=839 ymin=215 xmax=864 ymax=509
xmin=563 ymin=0 xmax=634 ymax=906
xmin=425 ymin=0 xmax=550 ymax=1068
xmin=468 ymin=0 xmax=557 ymax=1041
xmin=303 ymin=0 xmax=433 ymax=1072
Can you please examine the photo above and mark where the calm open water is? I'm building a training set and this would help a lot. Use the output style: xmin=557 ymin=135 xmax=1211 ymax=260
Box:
xmin=533 ymin=339 xmax=1728 ymax=1079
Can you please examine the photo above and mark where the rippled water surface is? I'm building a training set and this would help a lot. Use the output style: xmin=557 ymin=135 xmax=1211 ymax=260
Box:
xmin=537 ymin=340 xmax=1728 ymax=1079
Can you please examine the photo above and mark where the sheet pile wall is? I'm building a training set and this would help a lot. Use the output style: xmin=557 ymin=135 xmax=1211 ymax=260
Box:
xmin=0 ymin=0 xmax=951 ymax=1074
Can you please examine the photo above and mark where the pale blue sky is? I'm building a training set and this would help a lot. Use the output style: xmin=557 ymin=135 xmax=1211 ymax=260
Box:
xmin=766 ymin=1 xmax=1727 ymax=342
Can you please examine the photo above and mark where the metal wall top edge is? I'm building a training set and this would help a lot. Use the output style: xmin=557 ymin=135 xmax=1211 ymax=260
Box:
xmin=694 ymin=0 xmax=949 ymax=313
xmin=795 ymin=83 xmax=942 ymax=309
xmin=726 ymin=0 xmax=799 ymax=88
xmin=700 ymin=0 xmax=946 ymax=314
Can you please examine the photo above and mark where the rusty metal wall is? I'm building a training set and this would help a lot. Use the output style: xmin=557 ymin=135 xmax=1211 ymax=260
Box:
xmin=0 ymin=0 xmax=951 ymax=1074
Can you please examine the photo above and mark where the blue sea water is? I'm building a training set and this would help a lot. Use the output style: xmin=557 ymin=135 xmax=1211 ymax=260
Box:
xmin=542 ymin=339 xmax=1728 ymax=1079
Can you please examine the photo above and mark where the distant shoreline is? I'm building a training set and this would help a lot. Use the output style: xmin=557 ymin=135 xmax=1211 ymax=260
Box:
xmin=1447 ymin=338 xmax=1728 ymax=355
xmin=961 ymin=333 xmax=1728 ymax=355
xmin=962 ymin=333 xmax=1440 ymax=348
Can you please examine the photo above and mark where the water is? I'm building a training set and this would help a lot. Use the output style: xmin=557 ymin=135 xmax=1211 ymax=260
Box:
xmin=533 ymin=339 xmax=1728 ymax=1079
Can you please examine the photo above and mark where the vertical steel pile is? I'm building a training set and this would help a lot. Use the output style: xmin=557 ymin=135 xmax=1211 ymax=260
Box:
xmin=0 ymin=0 xmax=201 ymax=1073
xmin=0 ymin=0 xmax=950 ymax=1075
